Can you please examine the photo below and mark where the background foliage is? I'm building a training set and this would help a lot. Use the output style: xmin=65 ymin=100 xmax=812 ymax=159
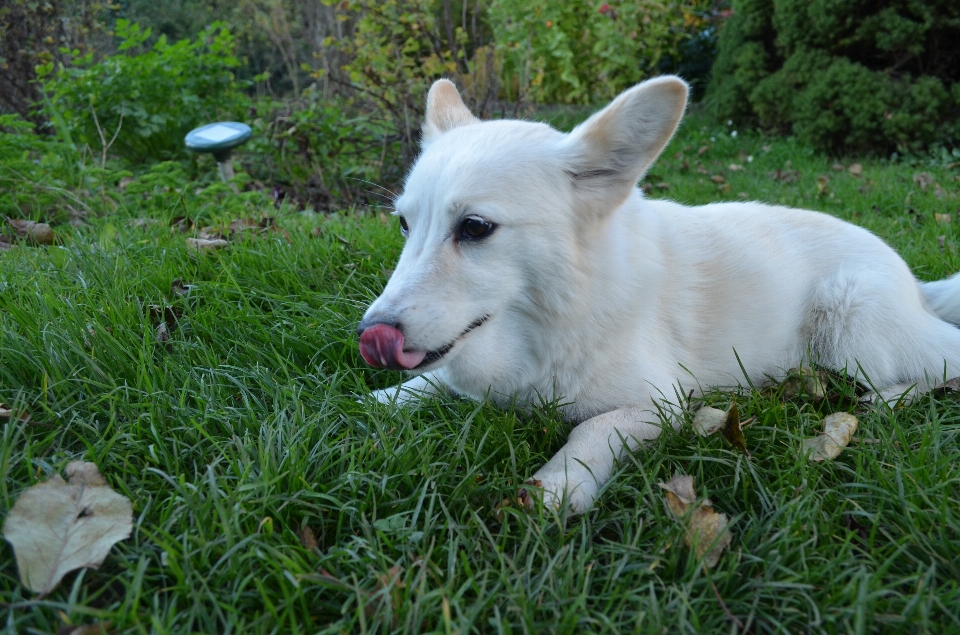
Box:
xmin=707 ymin=0 xmax=960 ymax=154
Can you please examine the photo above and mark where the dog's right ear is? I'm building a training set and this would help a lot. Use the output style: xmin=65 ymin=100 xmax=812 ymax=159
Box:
xmin=422 ymin=79 xmax=479 ymax=146
xmin=563 ymin=76 xmax=688 ymax=215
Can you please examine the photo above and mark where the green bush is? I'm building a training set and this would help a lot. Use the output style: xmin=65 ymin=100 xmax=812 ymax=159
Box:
xmin=245 ymin=88 xmax=404 ymax=211
xmin=488 ymin=0 xmax=718 ymax=105
xmin=40 ymin=20 xmax=250 ymax=164
xmin=0 ymin=114 xmax=82 ymax=221
xmin=707 ymin=0 xmax=960 ymax=154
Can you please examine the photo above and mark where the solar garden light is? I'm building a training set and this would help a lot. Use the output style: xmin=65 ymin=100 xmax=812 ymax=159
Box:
xmin=184 ymin=121 xmax=252 ymax=193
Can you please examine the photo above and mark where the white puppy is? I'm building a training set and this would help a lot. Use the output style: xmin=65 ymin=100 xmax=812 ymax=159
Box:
xmin=357 ymin=76 xmax=960 ymax=513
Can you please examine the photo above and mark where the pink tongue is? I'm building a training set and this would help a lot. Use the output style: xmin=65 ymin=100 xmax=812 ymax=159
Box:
xmin=359 ymin=324 xmax=427 ymax=370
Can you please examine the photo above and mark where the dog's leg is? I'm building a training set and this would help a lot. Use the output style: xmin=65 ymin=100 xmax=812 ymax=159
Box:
xmin=369 ymin=372 xmax=444 ymax=406
xmin=521 ymin=406 xmax=667 ymax=514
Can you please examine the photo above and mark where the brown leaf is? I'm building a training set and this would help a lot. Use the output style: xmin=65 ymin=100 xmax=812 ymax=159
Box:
xmin=816 ymin=175 xmax=830 ymax=195
xmin=913 ymin=172 xmax=935 ymax=191
xmin=659 ymin=474 xmax=732 ymax=568
xmin=698 ymin=145 xmax=709 ymax=156
xmin=127 ymin=218 xmax=159 ymax=229
xmin=297 ymin=524 xmax=318 ymax=550
xmin=57 ymin=622 xmax=112 ymax=635
xmin=782 ymin=366 xmax=828 ymax=401
xmin=727 ymin=163 xmax=745 ymax=172
xmin=186 ymin=237 xmax=229 ymax=251
xmin=169 ymin=216 xmax=194 ymax=232
xmin=719 ymin=402 xmax=747 ymax=453
xmin=693 ymin=404 xmax=747 ymax=453
xmin=710 ymin=174 xmax=725 ymax=184
xmin=692 ymin=407 xmax=727 ymax=437
xmin=935 ymin=213 xmax=952 ymax=224
xmin=932 ymin=377 xmax=960 ymax=396
xmin=2 ymin=461 xmax=133 ymax=596
xmin=831 ymin=163 xmax=845 ymax=172
xmin=8 ymin=219 xmax=55 ymax=245
xmin=769 ymin=169 xmax=799 ymax=183
xmin=170 ymin=279 xmax=191 ymax=298
xmin=365 ymin=565 xmax=404 ymax=618
xmin=803 ymin=412 xmax=859 ymax=461
xmin=658 ymin=474 xmax=696 ymax=516
xmin=848 ymin=163 xmax=863 ymax=177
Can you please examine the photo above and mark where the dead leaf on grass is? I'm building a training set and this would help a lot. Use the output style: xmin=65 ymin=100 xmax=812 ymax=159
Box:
xmin=769 ymin=168 xmax=799 ymax=183
xmin=913 ymin=172 xmax=935 ymax=191
xmin=710 ymin=174 xmax=726 ymax=184
xmin=170 ymin=279 xmax=191 ymax=298
xmin=297 ymin=523 xmax=318 ymax=550
xmin=658 ymin=474 xmax=732 ymax=568
xmin=692 ymin=403 xmax=748 ymax=453
xmin=56 ymin=622 xmax=113 ymax=635
xmin=848 ymin=163 xmax=863 ymax=177
xmin=728 ymin=163 xmax=745 ymax=172
xmin=803 ymin=412 xmax=859 ymax=461
xmin=932 ymin=377 xmax=960 ymax=396
xmin=2 ymin=461 xmax=133 ymax=596
xmin=817 ymin=175 xmax=830 ymax=195
xmin=782 ymin=366 xmax=828 ymax=401
xmin=8 ymin=219 xmax=56 ymax=245
xmin=186 ymin=237 xmax=229 ymax=251
xmin=935 ymin=213 xmax=952 ymax=223
xmin=832 ymin=163 xmax=845 ymax=172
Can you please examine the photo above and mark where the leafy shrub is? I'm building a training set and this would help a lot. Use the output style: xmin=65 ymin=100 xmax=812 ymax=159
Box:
xmin=707 ymin=0 xmax=960 ymax=153
xmin=244 ymin=88 xmax=404 ymax=211
xmin=488 ymin=0 xmax=720 ymax=104
xmin=40 ymin=20 xmax=251 ymax=164
xmin=0 ymin=114 xmax=83 ymax=221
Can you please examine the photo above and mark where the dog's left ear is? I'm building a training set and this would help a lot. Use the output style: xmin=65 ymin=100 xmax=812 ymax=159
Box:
xmin=563 ymin=75 xmax=688 ymax=213
xmin=422 ymin=79 xmax=479 ymax=146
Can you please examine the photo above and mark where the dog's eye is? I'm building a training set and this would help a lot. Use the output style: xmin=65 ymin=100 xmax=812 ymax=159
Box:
xmin=457 ymin=216 xmax=496 ymax=242
xmin=398 ymin=215 xmax=409 ymax=237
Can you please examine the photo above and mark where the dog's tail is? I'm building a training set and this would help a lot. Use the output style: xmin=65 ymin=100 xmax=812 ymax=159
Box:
xmin=921 ymin=272 xmax=960 ymax=326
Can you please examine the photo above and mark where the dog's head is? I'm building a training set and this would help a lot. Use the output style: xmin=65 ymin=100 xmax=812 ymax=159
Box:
xmin=358 ymin=76 xmax=687 ymax=395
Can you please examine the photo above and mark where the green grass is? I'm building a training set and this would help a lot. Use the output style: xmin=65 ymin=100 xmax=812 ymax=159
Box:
xmin=2 ymin=112 xmax=960 ymax=634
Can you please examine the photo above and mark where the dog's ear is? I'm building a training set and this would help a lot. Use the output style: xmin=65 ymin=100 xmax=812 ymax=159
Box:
xmin=563 ymin=75 xmax=688 ymax=213
xmin=422 ymin=79 xmax=479 ymax=145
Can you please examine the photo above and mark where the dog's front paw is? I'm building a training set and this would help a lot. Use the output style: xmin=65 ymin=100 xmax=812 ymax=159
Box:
xmin=519 ymin=467 xmax=599 ymax=514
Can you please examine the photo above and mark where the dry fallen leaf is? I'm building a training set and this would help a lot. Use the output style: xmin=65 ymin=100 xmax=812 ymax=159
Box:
xmin=782 ymin=366 xmax=828 ymax=401
xmin=803 ymin=412 xmax=859 ymax=461
xmin=848 ymin=163 xmax=863 ymax=177
xmin=935 ymin=213 xmax=952 ymax=224
xmin=693 ymin=407 xmax=727 ymax=437
xmin=297 ymin=523 xmax=318 ymax=550
xmin=710 ymin=174 xmax=726 ymax=184
xmin=658 ymin=474 xmax=732 ymax=568
xmin=8 ymin=219 xmax=55 ymax=245
xmin=57 ymin=622 xmax=112 ymax=635
xmin=186 ymin=237 xmax=229 ymax=251
xmin=693 ymin=403 xmax=748 ymax=453
xmin=933 ymin=377 xmax=960 ymax=395
xmin=2 ymin=461 xmax=133 ymax=596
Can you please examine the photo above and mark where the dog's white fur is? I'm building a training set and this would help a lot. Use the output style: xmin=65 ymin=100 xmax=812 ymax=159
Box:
xmin=360 ymin=76 xmax=960 ymax=513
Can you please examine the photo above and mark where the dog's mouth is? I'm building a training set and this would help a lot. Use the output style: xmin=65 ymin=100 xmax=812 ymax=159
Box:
xmin=359 ymin=315 xmax=489 ymax=371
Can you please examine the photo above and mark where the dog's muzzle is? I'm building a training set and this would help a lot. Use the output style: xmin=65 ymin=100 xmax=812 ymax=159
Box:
xmin=357 ymin=323 xmax=426 ymax=370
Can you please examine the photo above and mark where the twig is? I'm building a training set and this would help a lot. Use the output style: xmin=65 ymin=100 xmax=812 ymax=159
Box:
xmin=710 ymin=578 xmax=744 ymax=631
